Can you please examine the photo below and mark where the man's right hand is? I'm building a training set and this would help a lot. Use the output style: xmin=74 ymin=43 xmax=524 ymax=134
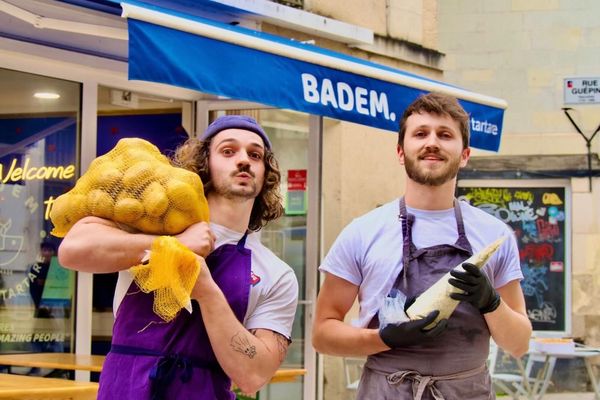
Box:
xmin=378 ymin=310 xmax=448 ymax=348
xmin=175 ymin=221 xmax=216 ymax=258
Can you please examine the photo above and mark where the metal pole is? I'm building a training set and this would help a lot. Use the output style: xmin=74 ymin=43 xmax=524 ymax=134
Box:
xmin=590 ymin=124 xmax=600 ymax=191
xmin=562 ymin=108 xmax=600 ymax=192
xmin=587 ymin=141 xmax=593 ymax=192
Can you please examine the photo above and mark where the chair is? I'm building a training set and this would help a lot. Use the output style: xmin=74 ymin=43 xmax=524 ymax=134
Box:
xmin=488 ymin=340 xmax=555 ymax=400
xmin=343 ymin=357 xmax=366 ymax=391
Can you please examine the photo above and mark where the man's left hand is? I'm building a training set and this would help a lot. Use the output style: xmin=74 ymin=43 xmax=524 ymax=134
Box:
xmin=448 ymin=262 xmax=501 ymax=314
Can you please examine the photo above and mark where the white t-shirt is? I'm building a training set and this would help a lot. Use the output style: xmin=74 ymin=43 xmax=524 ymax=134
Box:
xmin=319 ymin=198 xmax=523 ymax=328
xmin=114 ymin=223 xmax=299 ymax=339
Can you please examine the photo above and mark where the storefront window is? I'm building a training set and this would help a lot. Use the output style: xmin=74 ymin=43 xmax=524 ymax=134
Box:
xmin=0 ymin=68 xmax=80 ymax=360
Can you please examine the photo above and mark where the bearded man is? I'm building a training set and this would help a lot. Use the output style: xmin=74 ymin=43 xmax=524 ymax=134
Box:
xmin=312 ymin=93 xmax=531 ymax=399
xmin=59 ymin=115 xmax=298 ymax=400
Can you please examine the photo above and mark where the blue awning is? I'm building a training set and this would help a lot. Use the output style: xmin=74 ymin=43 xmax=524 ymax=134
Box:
xmin=121 ymin=1 xmax=507 ymax=152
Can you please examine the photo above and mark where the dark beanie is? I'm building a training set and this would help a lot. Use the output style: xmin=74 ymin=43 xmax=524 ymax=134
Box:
xmin=200 ymin=115 xmax=271 ymax=149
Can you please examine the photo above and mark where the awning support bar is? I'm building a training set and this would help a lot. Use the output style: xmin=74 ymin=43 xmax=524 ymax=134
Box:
xmin=0 ymin=0 xmax=127 ymax=40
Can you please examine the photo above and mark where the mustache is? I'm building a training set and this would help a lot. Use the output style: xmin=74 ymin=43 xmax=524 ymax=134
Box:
xmin=418 ymin=149 xmax=445 ymax=160
xmin=230 ymin=164 xmax=255 ymax=177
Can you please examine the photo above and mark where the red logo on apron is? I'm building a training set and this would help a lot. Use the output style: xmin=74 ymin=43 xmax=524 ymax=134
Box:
xmin=250 ymin=271 xmax=261 ymax=286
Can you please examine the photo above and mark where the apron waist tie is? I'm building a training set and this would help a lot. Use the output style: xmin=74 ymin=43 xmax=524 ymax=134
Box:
xmin=110 ymin=344 xmax=220 ymax=400
xmin=385 ymin=363 xmax=486 ymax=400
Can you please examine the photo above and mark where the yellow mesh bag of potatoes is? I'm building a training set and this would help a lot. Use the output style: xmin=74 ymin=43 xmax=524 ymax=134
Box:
xmin=50 ymin=137 xmax=208 ymax=236
xmin=50 ymin=137 xmax=209 ymax=322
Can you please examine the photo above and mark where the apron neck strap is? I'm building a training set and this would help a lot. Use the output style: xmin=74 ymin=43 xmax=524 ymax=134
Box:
xmin=398 ymin=197 xmax=472 ymax=266
xmin=453 ymin=199 xmax=466 ymax=238
xmin=398 ymin=197 xmax=414 ymax=274
xmin=236 ymin=232 xmax=249 ymax=250
xmin=453 ymin=200 xmax=473 ymax=253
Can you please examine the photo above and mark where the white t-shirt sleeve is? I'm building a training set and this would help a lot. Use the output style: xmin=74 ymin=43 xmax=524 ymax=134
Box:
xmin=244 ymin=269 xmax=298 ymax=339
xmin=319 ymin=220 xmax=363 ymax=286
xmin=491 ymin=228 xmax=523 ymax=288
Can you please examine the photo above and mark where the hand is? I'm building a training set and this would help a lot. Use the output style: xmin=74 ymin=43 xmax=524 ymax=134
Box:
xmin=379 ymin=310 xmax=448 ymax=348
xmin=175 ymin=222 xmax=216 ymax=258
xmin=449 ymin=262 xmax=501 ymax=314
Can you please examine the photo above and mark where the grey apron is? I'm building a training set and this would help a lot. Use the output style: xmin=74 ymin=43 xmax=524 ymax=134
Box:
xmin=357 ymin=197 xmax=493 ymax=400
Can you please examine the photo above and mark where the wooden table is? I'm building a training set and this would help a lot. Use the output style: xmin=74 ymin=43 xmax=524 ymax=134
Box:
xmin=270 ymin=368 xmax=306 ymax=383
xmin=0 ymin=353 xmax=305 ymax=383
xmin=235 ymin=368 xmax=306 ymax=400
xmin=0 ymin=373 xmax=98 ymax=399
xmin=0 ymin=353 xmax=105 ymax=373
xmin=0 ymin=352 xmax=305 ymax=400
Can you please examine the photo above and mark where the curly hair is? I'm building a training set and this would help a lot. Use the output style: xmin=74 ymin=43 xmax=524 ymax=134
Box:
xmin=171 ymin=137 xmax=284 ymax=232
xmin=398 ymin=92 xmax=470 ymax=149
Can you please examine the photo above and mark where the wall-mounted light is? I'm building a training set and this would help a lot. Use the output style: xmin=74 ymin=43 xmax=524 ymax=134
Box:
xmin=33 ymin=92 xmax=60 ymax=99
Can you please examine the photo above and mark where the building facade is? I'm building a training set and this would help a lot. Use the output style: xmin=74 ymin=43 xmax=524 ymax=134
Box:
xmin=0 ymin=2 xmax=456 ymax=399
xmin=4 ymin=1 xmax=593 ymax=399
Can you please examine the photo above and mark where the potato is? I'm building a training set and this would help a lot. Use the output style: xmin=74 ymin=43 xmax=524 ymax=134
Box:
xmin=163 ymin=208 xmax=189 ymax=234
xmin=122 ymin=161 xmax=154 ymax=189
xmin=143 ymin=182 xmax=169 ymax=218
xmin=87 ymin=189 xmax=114 ymax=219
xmin=114 ymin=197 xmax=145 ymax=224
xmin=165 ymin=180 xmax=196 ymax=211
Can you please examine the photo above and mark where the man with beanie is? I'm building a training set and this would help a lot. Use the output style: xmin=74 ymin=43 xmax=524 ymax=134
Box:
xmin=59 ymin=115 xmax=298 ymax=399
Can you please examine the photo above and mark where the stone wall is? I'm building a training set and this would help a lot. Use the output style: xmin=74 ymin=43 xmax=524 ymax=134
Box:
xmin=438 ymin=0 xmax=600 ymax=392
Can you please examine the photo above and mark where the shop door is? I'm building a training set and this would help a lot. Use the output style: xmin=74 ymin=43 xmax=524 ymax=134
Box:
xmin=197 ymin=102 xmax=320 ymax=400
xmin=90 ymin=85 xmax=194 ymax=362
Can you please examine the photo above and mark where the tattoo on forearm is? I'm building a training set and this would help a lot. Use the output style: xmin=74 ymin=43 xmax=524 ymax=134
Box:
xmin=274 ymin=332 xmax=289 ymax=363
xmin=245 ymin=329 xmax=288 ymax=362
xmin=231 ymin=331 xmax=257 ymax=359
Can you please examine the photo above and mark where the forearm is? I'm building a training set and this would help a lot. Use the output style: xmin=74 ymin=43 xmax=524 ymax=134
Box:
xmin=312 ymin=318 xmax=388 ymax=357
xmin=485 ymin=299 xmax=532 ymax=358
xmin=58 ymin=217 xmax=156 ymax=273
xmin=194 ymin=282 xmax=283 ymax=394
xmin=312 ymin=273 xmax=385 ymax=356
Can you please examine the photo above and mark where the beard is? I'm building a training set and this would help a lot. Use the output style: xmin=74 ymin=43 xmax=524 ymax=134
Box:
xmin=404 ymin=150 xmax=462 ymax=186
xmin=212 ymin=166 xmax=261 ymax=200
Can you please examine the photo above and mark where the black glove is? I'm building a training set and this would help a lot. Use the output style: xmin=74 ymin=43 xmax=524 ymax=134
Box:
xmin=379 ymin=310 xmax=448 ymax=348
xmin=449 ymin=262 xmax=501 ymax=314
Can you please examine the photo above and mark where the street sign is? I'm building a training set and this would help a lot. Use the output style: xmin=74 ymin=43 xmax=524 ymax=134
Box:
xmin=564 ymin=77 xmax=600 ymax=104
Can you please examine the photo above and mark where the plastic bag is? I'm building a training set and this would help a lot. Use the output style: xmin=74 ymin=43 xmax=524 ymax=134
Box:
xmin=378 ymin=288 xmax=410 ymax=329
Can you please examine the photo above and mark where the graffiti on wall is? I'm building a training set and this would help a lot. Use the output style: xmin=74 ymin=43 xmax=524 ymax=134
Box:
xmin=458 ymin=186 xmax=567 ymax=332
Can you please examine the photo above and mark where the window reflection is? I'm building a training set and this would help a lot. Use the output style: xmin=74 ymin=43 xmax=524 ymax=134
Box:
xmin=0 ymin=68 xmax=80 ymax=363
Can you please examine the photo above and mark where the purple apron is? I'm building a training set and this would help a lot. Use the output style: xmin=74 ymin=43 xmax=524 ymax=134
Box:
xmin=358 ymin=198 xmax=493 ymax=400
xmin=98 ymin=235 xmax=251 ymax=400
